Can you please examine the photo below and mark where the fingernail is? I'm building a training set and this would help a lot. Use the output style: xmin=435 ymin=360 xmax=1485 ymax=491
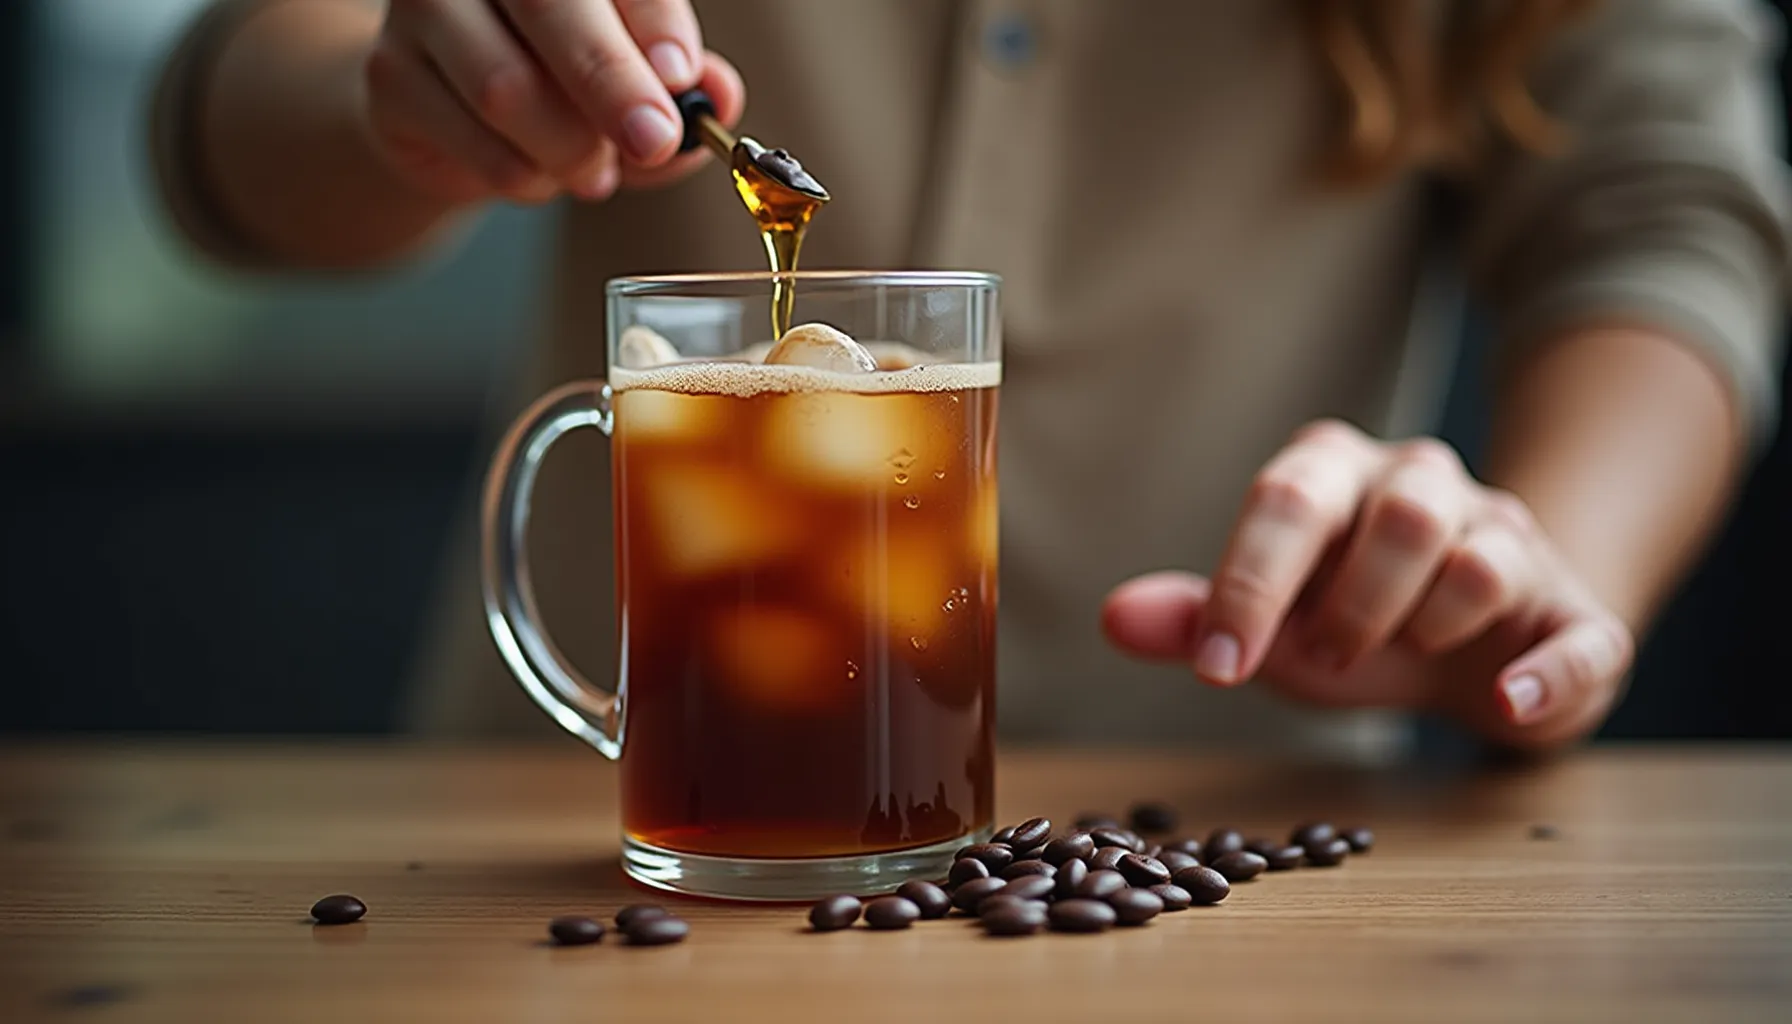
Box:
xmin=621 ymin=105 xmax=679 ymax=162
xmin=1500 ymin=674 xmax=1545 ymax=723
xmin=647 ymin=42 xmax=694 ymax=87
xmin=574 ymin=163 xmax=619 ymax=200
xmin=1194 ymin=633 xmax=1241 ymax=685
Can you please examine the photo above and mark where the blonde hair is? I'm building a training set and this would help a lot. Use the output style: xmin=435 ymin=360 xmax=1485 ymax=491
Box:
xmin=1301 ymin=0 xmax=1599 ymax=185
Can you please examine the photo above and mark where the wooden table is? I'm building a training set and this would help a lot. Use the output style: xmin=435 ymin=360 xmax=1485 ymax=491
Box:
xmin=2 ymin=745 xmax=1788 ymax=1023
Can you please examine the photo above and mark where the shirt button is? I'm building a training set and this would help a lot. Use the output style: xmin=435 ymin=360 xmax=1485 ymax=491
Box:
xmin=981 ymin=12 xmax=1038 ymax=71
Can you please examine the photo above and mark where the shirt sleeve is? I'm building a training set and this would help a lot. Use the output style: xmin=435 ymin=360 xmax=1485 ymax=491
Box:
xmin=147 ymin=0 xmax=295 ymax=270
xmin=1466 ymin=0 xmax=1791 ymax=449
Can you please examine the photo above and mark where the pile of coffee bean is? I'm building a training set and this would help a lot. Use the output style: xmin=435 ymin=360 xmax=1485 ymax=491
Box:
xmin=548 ymin=904 xmax=690 ymax=946
xmin=805 ymin=805 xmax=1374 ymax=939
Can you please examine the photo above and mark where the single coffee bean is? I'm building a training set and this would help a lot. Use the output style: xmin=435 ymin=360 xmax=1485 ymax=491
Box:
xmin=1306 ymin=837 xmax=1350 ymax=867
xmin=1107 ymin=888 xmax=1165 ymax=926
xmin=1054 ymin=857 xmax=1088 ymax=899
xmin=309 ymin=894 xmax=366 ymax=926
xmin=1010 ymin=846 xmax=1045 ymax=862
xmin=548 ymin=916 xmax=604 ymax=946
xmin=1007 ymin=817 xmax=1052 ymax=851
xmin=1161 ymin=837 xmax=1202 ymax=858
xmin=956 ymin=843 xmax=1015 ymax=871
xmin=1089 ymin=827 xmax=1134 ymax=850
xmin=1048 ymin=898 xmax=1117 ymax=933
xmin=1001 ymin=875 xmax=1057 ymax=902
xmin=1119 ymin=830 xmax=1148 ymax=853
xmin=1000 ymin=859 xmax=1056 ymax=881
xmin=1204 ymin=828 xmax=1246 ymax=859
xmin=1117 ymin=853 xmax=1172 ymax=888
xmin=896 ymin=880 xmax=951 ymax=920
xmin=1158 ymin=850 xmax=1201 ymax=874
xmin=1042 ymin=832 xmax=1095 ymax=865
xmin=625 ymin=915 xmax=689 ymax=946
xmin=1529 ymin=823 xmax=1561 ymax=841
xmin=863 ymin=896 xmax=921 ymax=930
xmin=951 ymin=875 xmax=1008 ymax=913
xmin=1074 ymin=869 xmax=1128 ymax=900
xmin=1342 ymin=826 xmax=1375 ymax=853
xmin=990 ymin=824 xmax=1018 ymax=845
xmin=1243 ymin=837 xmax=1279 ymax=858
xmin=1210 ymin=850 xmax=1267 ymax=882
xmin=1263 ymin=845 xmax=1304 ymax=871
xmin=1075 ymin=812 xmax=1121 ymax=831
xmin=808 ymin=895 xmax=863 ymax=932
xmin=1291 ymin=821 xmax=1337 ymax=849
xmin=1148 ymin=883 xmax=1193 ymax=911
xmin=981 ymin=901 xmax=1048 ymax=936
xmin=1172 ymin=865 xmax=1230 ymax=905
xmin=1129 ymin=802 xmax=1179 ymax=835
xmin=1088 ymin=847 xmax=1128 ymax=872
xmin=615 ymin=904 xmax=667 ymax=930
xmin=1141 ymin=843 xmax=1163 ymax=859
xmin=948 ymin=857 xmax=991 ymax=887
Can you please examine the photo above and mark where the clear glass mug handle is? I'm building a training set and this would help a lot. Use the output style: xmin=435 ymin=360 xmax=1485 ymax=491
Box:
xmin=480 ymin=380 xmax=621 ymax=758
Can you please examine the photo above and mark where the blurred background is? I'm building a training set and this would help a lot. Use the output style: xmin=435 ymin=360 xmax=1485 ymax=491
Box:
xmin=1 ymin=0 xmax=1788 ymax=739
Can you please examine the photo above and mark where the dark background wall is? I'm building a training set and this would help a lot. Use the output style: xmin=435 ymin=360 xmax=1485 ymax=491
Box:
xmin=0 ymin=2 xmax=1787 ymax=739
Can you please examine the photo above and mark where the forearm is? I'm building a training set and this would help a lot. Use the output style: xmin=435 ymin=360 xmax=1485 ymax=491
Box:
xmin=1487 ymin=325 xmax=1746 ymax=640
xmin=171 ymin=0 xmax=462 ymax=269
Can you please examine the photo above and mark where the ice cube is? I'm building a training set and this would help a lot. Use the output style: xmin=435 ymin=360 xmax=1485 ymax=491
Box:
xmin=708 ymin=605 xmax=844 ymax=713
xmin=968 ymin=483 xmax=999 ymax=574
xmin=615 ymin=388 xmax=725 ymax=444
xmin=640 ymin=463 xmax=803 ymax=577
xmin=617 ymin=325 xmax=680 ymax=369
xmin=861 ymin=341 xmax=931 ymax=371
xmin=828 ymin=529 xmax=954 ymax=637
xmin=764 ymin=322 xmax=877 ymax=374
xmin=762 ymin=391 xmax=952 ymax=491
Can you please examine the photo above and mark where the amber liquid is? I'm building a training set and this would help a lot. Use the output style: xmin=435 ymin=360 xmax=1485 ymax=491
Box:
xmin=728 ymin=158 xmax=822 ymax=338
xmin=611 ymin=361 xmax=999 ymax=857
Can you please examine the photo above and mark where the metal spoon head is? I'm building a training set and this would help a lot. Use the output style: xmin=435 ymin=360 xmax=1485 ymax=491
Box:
xmin=738 ymin=137 xmax=830 ymax=202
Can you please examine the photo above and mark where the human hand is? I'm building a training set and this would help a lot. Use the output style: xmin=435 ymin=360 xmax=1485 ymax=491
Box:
xmin=362 ymin=0 xmax=744 ymax=205
xmin=1102 ymin=420 xmax=1635 ymax=749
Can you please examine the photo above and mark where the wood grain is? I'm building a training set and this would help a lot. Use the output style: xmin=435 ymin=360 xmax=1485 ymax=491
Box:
xmin=2 ymin=744 xmax=1789 ymax=1023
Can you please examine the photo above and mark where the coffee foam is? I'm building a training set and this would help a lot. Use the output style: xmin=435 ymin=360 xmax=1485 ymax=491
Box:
xmin=610 ymin=359 xmax=1001 ymax=397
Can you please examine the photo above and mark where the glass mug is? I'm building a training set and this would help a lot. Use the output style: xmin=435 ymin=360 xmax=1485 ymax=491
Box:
xmin=481 ymin=271 xmax=1001 ymax=900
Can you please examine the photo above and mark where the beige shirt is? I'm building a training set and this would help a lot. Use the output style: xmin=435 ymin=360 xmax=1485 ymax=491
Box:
xmin=156 ymin=0 xmax=1789 ymax=753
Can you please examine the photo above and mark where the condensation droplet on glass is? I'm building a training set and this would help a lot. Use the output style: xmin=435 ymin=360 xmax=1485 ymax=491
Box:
xmin=888 ymin=448 xmax=916 ymax=470
xmin=933 ymin=469 xmax=947 ymax=480
xmin=845 ymin=660 xmax=859 ymax=680
xmin=910 ymin=636 xmax=928 ymax=652
xmin=904 ymin=495 xmax=921 ymax=509
xmin=894 ymin=472 xmax=910 ymax=485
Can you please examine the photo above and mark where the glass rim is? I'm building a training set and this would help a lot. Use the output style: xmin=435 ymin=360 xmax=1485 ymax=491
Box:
xmin=606 ymin=270 xmax=1002 ymax=296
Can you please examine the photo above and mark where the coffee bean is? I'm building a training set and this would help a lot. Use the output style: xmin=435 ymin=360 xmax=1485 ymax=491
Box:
xmin=1306 ymin=837 xmax=1350 ymax=867
xmin=625 ymin=916 xmax=689 ymax=946
xmin=975 ymin=893 xmax=1033 ymax=918
xmin=1161 ymin=837 xmax=1203 ymax=858
xmin=1042 ymin=832 xmax=1095 ymax=865
xmin=1529 ymin=823 xmax=1561 ymax=841
xmin=948 ymin=857 xmax=991 ymax=887
xmin=1117 ymin=853 xmax=1172 ymax=888
xmin=1007 ymin=817 xmax=1052 ymax=851
xmin=808 ymin=895 xmax=862 ymax=932
xmin=1000 ymin=860 xmax=1056 ymax=881
xmin=615 ymin=904 xmax=667 ymax=929
xmin=1088 ymin=847 xmax=1128 ymax=872
xmin=1243 ymin=837 xmax=1279 ymax=858
xmin=1054 ymin=857 xmax=1088 ymax=899
xmin=1342 ymin=826 xmax=1375 ymax=853
xmin=981 ymin=901 xmax=1048 ymax=936
xmin=951 ymin=875 xmax=1008 ymax=913
xmin=1158 ymin=850 xmax=1201 ymax=874
xmin=1141 ymin=844 xmax=1163 ymax=859
xmin=1120 ymin=830 xmax=1148 ymax=853
xmin=863 ymin=896 xmax=921 ymax=930
xmin=896 ymin=880 xmax=951 ymax=920
xmin=1089 ymin=827 xmax=1133 ymax=850
xmin=1010 ymin=846 xmax=1045 ymax=863
xmin=1148 ymin=883 xmax=1193 ymax=911
xmin=1001 ymin=875 xmax=1057 ymax=902
xmin=1107 ymin=888 xmax=1165 ymax=926
xmin=1263 ymin=845 xmax=1304 ymax=871
xmin=1048 ymin=899 xmax=1117 ymax=933
xmin=1210 ymin=850 xmax=1267 ymax=882
xmin=1074 ymin=812 xmax=1121 ymax=831
xmin=1291 ymin=821 xmax=1337 ymax=849
xmin=956 ymin=843 xmax=1014 ymax=871
xmin=309 ymin=894 xmax=366 ymax=925
xmin=1074 ymin=869 xmax=1128 ymax=900
xmin=1172 ymin=865 xmax=1230 ymax=905
xmin=990 ymin=825 xmax=1018 ymax=845
xmin=1129 ymin=802 xmax=1179 ymax=835
xmin=1204 ymin=829 xmax=1245 ymax=859
xmin=548 ymin=916 xmax=604 ymax=946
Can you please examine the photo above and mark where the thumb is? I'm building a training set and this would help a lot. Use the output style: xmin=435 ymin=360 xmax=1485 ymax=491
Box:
xmin=1101 ymin=571 xmax=1212 ymax=661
